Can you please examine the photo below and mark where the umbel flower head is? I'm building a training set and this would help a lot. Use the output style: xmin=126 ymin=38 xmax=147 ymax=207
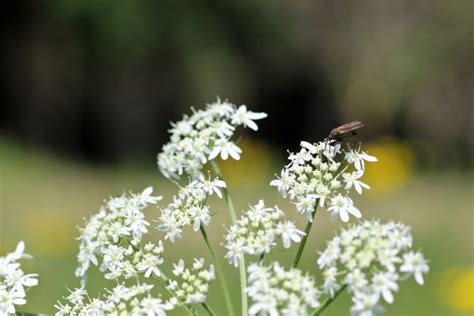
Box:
xmin=0 ymin=241 xmax=38 ymax=315
xmin=157 ymin=175 xmax=226 ymax=242
xmin=317 ymin=220 xmax=429 ymax=316
xmin=270 ymin=141 xmax=377 ymax=222
xmin=54 ymin=283 xmax=176 ymax=315
xmin=157 ymin=98 xmax=267 ymax=179
xmin=167 ymin=258 xmax=215 ymax=304
xmin=75 ymin=187 xmax=164 ymax=282
xmin=246 ymin=261 xmax=321 ymax=315
xmin=224 ymin=200 xmax=305 ymax=267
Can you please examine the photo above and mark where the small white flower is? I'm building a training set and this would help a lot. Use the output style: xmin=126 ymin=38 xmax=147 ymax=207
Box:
xmin=327 ymin=194 xmax=361 ymax=222
xmin=269 ymin=169 xmax=295 ymax=198
xmin=343 ymin=171 xmax=370 ymax=194
xmin=350 ymin=290 xmax=384 ymax=316
xmin=323 ymin=267 xmax=340 ymax=298
xmin=296 ymin=195 xmax=316 ymax=220
xmin=139 ymin=186 xmax=163 ymax=205
xmin=231 ymin=105 xmax=267 ymax=131
xmin=208 ymin=138 xmax=242 ymax=160
xmin=400 ymin=252 xmax=429 ymax=285
xmin=372 ymin=272 xmax=399 ymax=304
xmin=345 ymin=148 xmax=377 ymax=171
xmin=275 ymin=221 xmax=305 ymax=248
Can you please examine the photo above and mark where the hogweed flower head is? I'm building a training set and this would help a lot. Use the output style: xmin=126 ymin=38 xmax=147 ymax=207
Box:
xmin=75 ymin=187 xmax=164 ymax=282
xmin=224 ymin=200 xmax=305 ymax=267
xmin=317 ymin=220 xmax=429 ymax=316
xmin=246 ymin=261 xmax=321 ymax=315
xmin=157 ymin=175 xmax=225 ymax=242
xmin=270 ymin=141 xmax=376 ymax=222
xmin=55 ymin=283 xmax=176 ymax=315
xmin=167 ymin=258 xmax=215 ymax=304
xmin=0 ymin=241 xmax=38 ymax=315
xmin=158 ymin=98 xmax=267 ymax=179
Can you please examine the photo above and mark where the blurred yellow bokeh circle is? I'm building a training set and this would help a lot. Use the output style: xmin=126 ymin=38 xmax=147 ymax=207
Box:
xmin=439 ymin=267 xmax=474 ymax=314
xmin=363 ymin=137 xmax=415 ymax=194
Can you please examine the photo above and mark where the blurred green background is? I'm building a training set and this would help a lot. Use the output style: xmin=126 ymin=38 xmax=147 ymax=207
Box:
xmin=0 ymin=0 xmax=473 ymax=315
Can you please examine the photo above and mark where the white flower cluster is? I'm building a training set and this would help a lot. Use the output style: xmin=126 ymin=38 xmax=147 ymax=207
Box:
xmin=157 ymin=175 xmax=226 ymax=242
xmin=317 ymin=220 xmax=429 ymax=316
xmin=0 ymin=241 xmax=38 ymax=315
xmin=75 ymin=187 xmax=163 ymax=281
xmin=271 ymin=141 xmax=377 ymax=222
xmin=246 ymin=262 xmax=321 ymax=315
xmin=55 ymin=283 xmax=176 ymax=316
xmin=158 ymin=99 xmax=267 ymax=179
xmin=167 ymin=258 xmax=215 ymax=304
xmin=224 ymin=200 xmax=305 ymax=267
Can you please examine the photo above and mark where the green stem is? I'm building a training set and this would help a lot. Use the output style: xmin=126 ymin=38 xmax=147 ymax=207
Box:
xmin=311 ymin=284 xmax=347 ymax=316
xmin=210 ymin=160 xmax=237 ymax=223
xmin=292 ymin=204 xmax=319 ymax=268
xmin=210 ymin=160 xmax=248 ymax=316
xmin=202 ymin=302 xmax=217 ymax=316
xmin=200 ymin=226 xmax=235 ymax=316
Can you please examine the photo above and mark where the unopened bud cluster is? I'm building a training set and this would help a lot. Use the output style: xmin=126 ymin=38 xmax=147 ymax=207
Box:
xmin=168 ymin=258 xmax=215 ymax=304
xmin=317 ymin=220 xmax=429 ymax=316
xmin=246 ymin=262 xmax=321 ymax=315
xmin=157 ymin=175 xmax=226 ymax=242
xmin=224 ymin=200 xmax=305 ymax=267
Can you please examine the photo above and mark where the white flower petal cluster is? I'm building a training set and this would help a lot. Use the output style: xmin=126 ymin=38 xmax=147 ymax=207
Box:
xmin=158 ymin=99 xmax=267 ymax=179
xmin=75 ymin=187 xmax=164 ymax=282
xmin=167 ymin=258 xmax=215 ymax=304
xmin=55 ymin=283 xmax=176 ymax=316
xmin=224 ymin=200 xmax=305 ymax=267
xmin=246 ymin=262 xmax=321 ymax=316
xmin=270 ymin=141 xmax=377 ymax=222
xmin=157 ymin=176 xmax=226 ymax=242
xmin=317 ymin=220 xmax=429 ymax=316
xmin=0 ymin=241 xmax=38 ymax=315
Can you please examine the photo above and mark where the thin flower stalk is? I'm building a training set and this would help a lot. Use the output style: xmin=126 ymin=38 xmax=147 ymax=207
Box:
xmin=210 ymin=160 xmax=248 ymax=316
xmin=200 ymin=226 xmax=234 ymax=316
xmin=292 ymin=205 xmax=318 ymax=268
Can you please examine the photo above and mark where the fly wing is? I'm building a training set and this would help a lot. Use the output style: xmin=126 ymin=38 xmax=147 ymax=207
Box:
xmin=330 ymin=121 xmax=364 ymax=137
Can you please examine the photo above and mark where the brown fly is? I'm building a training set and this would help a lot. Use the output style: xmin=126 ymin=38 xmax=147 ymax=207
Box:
xmin=325 ymin=121 xmax=364 ymax=148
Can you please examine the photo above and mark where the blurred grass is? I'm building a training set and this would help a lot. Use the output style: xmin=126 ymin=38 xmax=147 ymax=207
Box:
xmin=0 ymin=136 xmax=473 ymax=315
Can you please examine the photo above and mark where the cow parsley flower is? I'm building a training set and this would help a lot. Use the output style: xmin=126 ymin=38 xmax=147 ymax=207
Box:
xmin=0 ymin=241 xmax=38 ymax=315
xmin=316 ymin=220 xmax=429 ymax=316
xmin=224 ymin=200 xmax=305 ymax=267
xmin=246 ymin=262 xmax=321 ymax=315
xmin=75 ymin=187 xmax=164 ymax=282
xmin=55 ymin=283 xmax=176 ymax=315
xmin=157 ymin=176 xmax=225 ymax=242
xmin=157 ymin=98 xmax=267 ymax=179
xmin=270 ymin=140 xmax=377 ymax=222
xmin=167 ymin=258 xmax=215 ymax=304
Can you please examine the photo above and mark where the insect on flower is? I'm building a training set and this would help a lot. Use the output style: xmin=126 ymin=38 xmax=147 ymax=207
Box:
xmin=326 ymin=120 xmax=364 ymax=148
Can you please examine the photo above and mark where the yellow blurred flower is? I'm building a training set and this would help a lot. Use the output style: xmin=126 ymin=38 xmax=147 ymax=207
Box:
xmin=363 ymin=137 xmax=415 ymax=194
xmin=22 ymin=209 xmax=77 ymax=255
xmin=439 ymin=267 xmax=474 ymax=314
xmin=218 ymin=138 xmax=273 ymax=187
